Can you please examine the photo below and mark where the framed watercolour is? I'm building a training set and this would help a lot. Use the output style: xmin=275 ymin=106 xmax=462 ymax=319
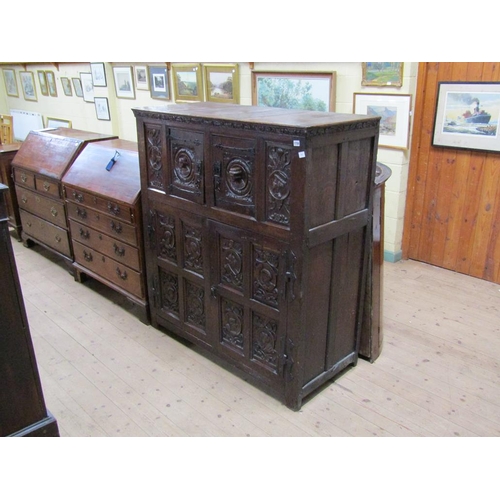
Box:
xmin=91 ymin=62 xmax=107 ymax=87
xmin=61 ymin=77 xmax=72 ymax=96
xmin=432 ymin=81 xmax=500 ymax=153
xmin=204 ymin=64 xmax=239 ymax=104
xmin=135 ymin=65 xmax=149 ymax=90
xmin=354 ymin=92 xmax=412 ymax=149
xmin=46 ymin=71 xmax=57 ymax=97
xmin=148 ymin=65 xmax=170 ymax=99
xmin=172 ymin=63 xmax=203 ymax=102
xmin=46 ymin=117 xmax=72 ymax=128
xmin=72 ymin=77 xmax=83 ymax=97
xmin=113 ymin=66 xmax=135 ymax=99
xmin=20 ymin=71 xmax=37 ymax=101
xmin=80 ymin=72 xmax=94 ymax=102
xmin=95 ymin=97 xmax=111 ymax=121
xmin=37 ymin=70 xmax=49 ymax=96
xmin=362 ymin=63 xmax=404 ymax=87
xmin=252 ymin=71 xmax=336 ymax=112
xmin=2 ymin=69 xmax=18 ymax=97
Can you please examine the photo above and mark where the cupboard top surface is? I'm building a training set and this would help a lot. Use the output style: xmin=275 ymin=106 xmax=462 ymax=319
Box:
xmin=12 ymin=129 xmax=117 ymax=179
xmin=132 ymin=102 xmax=380 ymax=134
xmin=0 ymin=144 xmax=21 ymax=155
xmin=62 ymin=139 xmax=140 ymax=204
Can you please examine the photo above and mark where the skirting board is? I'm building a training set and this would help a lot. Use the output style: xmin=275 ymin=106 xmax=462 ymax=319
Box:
xmin=384 ymin=249 xmax=402 ymax=263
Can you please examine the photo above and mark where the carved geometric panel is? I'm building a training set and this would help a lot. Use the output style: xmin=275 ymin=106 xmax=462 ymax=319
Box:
xmin=251 ymin=312 xmax=279 ymax=373
xmin=145 ymin=124 xmax=164 ymax=191
xmin=159 ymin=269 xmax=179 ymax=316
xmin=220 ymin=236 xmax=243 ymax=292
xmin=185 ymin=280 xmax=206 ymax=330
xmin=157 ymin=212 xmax=176 ymax=263
xmin=266 ymin=145 xmax=292 ymax=227
xmin=183 ymin=223 xmax=204 ymax=276
xmin=220 ymin=297 xmax=244 ymax=353
xmin=252 ymin=246 xmax=280 ymax=309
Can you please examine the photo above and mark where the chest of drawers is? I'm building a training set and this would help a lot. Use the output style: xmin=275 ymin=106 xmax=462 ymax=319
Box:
xmin=0 ymin=143 xmax=22 ymax=239
xmin=62 ymin=139 xmax=148 ymax=324
xmin=133 ymin=102 xmax=380 ymax=410
xmin=12 ymin=128 xmax=117 ymax=262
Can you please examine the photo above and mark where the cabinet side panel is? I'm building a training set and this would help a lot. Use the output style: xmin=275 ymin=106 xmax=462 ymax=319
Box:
xmin=302 ymin=242 xmax=333 ymax=384
xmin=307 ymin=143 xmax=338 ymax=228
xmin=326 ymin=228 xmax=365 ymax=367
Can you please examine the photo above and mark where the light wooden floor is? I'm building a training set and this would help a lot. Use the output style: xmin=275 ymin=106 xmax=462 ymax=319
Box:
xmin=11 ymin=233 xmax=500 ymax=437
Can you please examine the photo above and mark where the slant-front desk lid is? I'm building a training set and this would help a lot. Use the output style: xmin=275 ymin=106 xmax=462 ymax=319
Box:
xmin=62 ymin=139 xmax=140 ymax=205
xmin=12 ymin=128 xmax=117 ymax=179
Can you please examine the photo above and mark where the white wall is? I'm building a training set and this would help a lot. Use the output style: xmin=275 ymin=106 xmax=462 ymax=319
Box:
xmin=0 ymin=61 xmax=418 ymax=262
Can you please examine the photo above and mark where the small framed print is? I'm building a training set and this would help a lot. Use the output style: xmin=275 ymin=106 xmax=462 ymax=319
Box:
xmin=72 ymin=77 xmax=83 ymax=97
xmin=172 ymin=63 xmax=203 ymax=102
xmin=148 ymin=65 xmax=170 ymax=100
xmin=204 ymin=63 xmax=239 ymax=104
xmin=46 ymin=70 xmax=57 ymax=97
xmin=95 ymin=97 xmax=111 ymax=121
xmin=113 ymin=66 xmax=135 ymax=99
xmin=37 ymin=70 xmax=48 ymax=96
xmin=2 ymin=68 xmax=18 ymax=97
xmin=80 ymin=72 xmax=94 ymax=102
xmin=61 ymin=77 xmax=72 ymax=96
xmin=362 ymin=62 xmax=404 ymax=87
xmin=91 ymin=62 xmax=107 ymax=87
xmin=46 ymin=117 xmax=72 ymax=128
xmin=134 ymin=65 xmax=149 ymax=90
xmin=20 ymin=71 xmax=37 ymax=101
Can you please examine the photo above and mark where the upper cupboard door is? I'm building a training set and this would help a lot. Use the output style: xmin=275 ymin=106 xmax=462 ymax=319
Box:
xmin=211 ymin=135 xmax=257 ymax=218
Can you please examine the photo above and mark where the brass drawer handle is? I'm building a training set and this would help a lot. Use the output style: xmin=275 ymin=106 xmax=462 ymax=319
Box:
xmin=108 ymin=201 xmax=120 ymax=216
xmin=43 ymin=181 xmax=51 ymax=192
xmin=21 ymin=195 xmax=27 ymax=204
xmin=110 ymin=220 xmax=123 ymax=234
xmin=83 ymin=250 xmax=93 ymax=262
xmin=55 ymin=235 xmax=61 ymax=243
xmin=26 ymin=221 xmax=32 ymax=227
xmin=79 ymin=228 xmax=90 ymax=239
xmin=116 ymin=267 xmax=128 ymax=280
xmin=76 ymin=207 xmax=87 ymax=219
xmin=113 ymin=243 xmax=125 ymax=257
xmin=73 ymin=191 xmax=84 ymax=203
xmin=20 ymin=173 xmax=27 ymax=183
xmin=51 ymin=207 xmax=58 ymax=217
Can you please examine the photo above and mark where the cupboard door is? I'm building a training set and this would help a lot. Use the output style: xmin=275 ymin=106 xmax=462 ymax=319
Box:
xmin=209 ymin=220 xmax=288 ymax=382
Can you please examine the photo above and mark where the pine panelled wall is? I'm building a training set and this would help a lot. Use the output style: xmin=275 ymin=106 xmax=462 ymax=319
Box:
xmin=403 ymin=62 xmax=500 ymax=284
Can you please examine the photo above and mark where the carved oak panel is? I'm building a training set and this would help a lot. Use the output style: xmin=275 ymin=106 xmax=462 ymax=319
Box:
xmin=220 ymin=297 xmax=244 ymax=353
xmin=159 ymin=269 xmax=179 ymax=317
xmin=265 ymin=144 xmax=292 ymax=228
xmin=145 ymin=124 xmax=165 ymax=192
xmin=251 ymin=312 xmax=279 ymax=373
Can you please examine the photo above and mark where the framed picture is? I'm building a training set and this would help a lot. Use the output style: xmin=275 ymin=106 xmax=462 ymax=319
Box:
xmin=80 ymin=72 xmax=94 ymax=102
xmin=362 ymin=63 xmax=404 ymax=87
xmin=20 ymin=71 xmax=37 ymax=101
xmin=61 ymin=77 xmax=72 ymax=96
xmin=354 ymin=92 xmax=412 ymax=150
xmin=94 ymin=97 xmax=111 ymax=121
xmin=148 ymin=65 xmax=169 ymax=99
xmin=72 ymin=77 xmax=83 ymax=97
xmin=113 ymin=66 xmax=135 ymax=99
xmin=252 ymin=71 xmax=336 ymax=112
xmin=204 ymin=64 xmax=239 ymax=104
xmin=432 ymin=81 xmax=500 ymax=153
xmin=46 ymin=117 xmax=72 ymax=128
xmin=37 ymin=70 xmax=48 ymax=96
xmin=2 ymin=68 xmax=18 ymax=97
xmin=46 ymin=70 xmax=57 ymax=97
xmin=172 ymin=63 xmax=203 ymax=102
xmin=91 ymin=62 xmax=107 ymax=87
xmin=135 ymin=65 xmax=149 ymax=90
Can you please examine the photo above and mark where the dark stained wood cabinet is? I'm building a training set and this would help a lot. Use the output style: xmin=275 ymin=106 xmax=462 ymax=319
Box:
xmin=12 ymin=128 xmax=117 ymax=262
xmin=0 ymin=183 xmax=59 ymax=437
xmin=62 ymin=139 xmax=148 ymax=323
xmin=133 ymin=103 xmax=380 ymax=410
xmin=0 ymin=143 xmax=22 ymax=239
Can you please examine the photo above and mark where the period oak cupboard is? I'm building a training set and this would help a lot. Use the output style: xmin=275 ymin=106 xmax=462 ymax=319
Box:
xmin=133 ymin=103 xmax=380 ymax=410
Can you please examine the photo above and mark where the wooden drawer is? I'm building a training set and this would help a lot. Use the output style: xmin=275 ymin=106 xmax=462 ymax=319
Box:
xmin=69 ymin=219 xmax=141 ymax=271
xmin=66 ymin=186 xmax=134 ymax=224
xmin=73 ymin=241 xmax=143 ymax=299
xmin=67 ymin=202 xmax=138 ymax=247
xmin=14 ymin=169 xmax=35 ymax=190
xmin=35 ymin=176 xmax=61 ymax=199
xmin=20 ymin=209 xmax=71 ymax=257
xmin=16 ymin=185 xmax=67 ymax=227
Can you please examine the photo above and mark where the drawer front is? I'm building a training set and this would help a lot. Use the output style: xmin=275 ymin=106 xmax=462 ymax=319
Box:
xmin=14 ymin=168 xmax=35 ymax=190
xmin=16 ymin=185 xmax=67 ymax=227
xmin=67 ymin=187 xmax=133 ymax=224
xmin=69 ymin=219 xmax=141 ymax=271
xmin=67 ymin=202 xmax=138 ymax=246
xmin=73 ymin=241 xmax=143 ymax=299
xmin=35 ymin=176 xmax=61 ymax=199
xmin=20 ymin=209 xmax=71 ymax=257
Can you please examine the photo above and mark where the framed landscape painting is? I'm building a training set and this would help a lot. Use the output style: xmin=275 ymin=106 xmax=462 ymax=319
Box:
xmin=354 ymin=92 xmax=412 ymax=149
xmin=2 ymin=69 xmax=18 ymax=97
xmin=252 ymin=71 xmax=336 ymax=112
xmin=20 ymin=71 xmax=37 ymax=101
xmin=148 ymin=65 xmax=170 ymax=99
xmin=362 ymin=63 xmax=404 ymax=87
xmin=80 ymin=72 xmax=94 ymax=102
xmin=172 ymin=63 xmax=203 ymax=102
xmin=432 ymin=81 xmax=500 ymax=153
xmin=37 ymin=70 xmax=48 ymax=96
xmin=113 ymin=66 xmax=135 ymax=99
xmin=204 ymin=64 xmax=239 ymax=104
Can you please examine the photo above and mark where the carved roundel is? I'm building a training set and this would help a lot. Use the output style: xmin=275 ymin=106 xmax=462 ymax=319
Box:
xmin=257 ymin=263 xmax=278 ymax=292
xmin=268 ymin=170 xmax=290 ymax=201
xmin=174 ymin=147 xmax=196 ymax=183
xmin=225 ymin=159 xmax=252 ymax=197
